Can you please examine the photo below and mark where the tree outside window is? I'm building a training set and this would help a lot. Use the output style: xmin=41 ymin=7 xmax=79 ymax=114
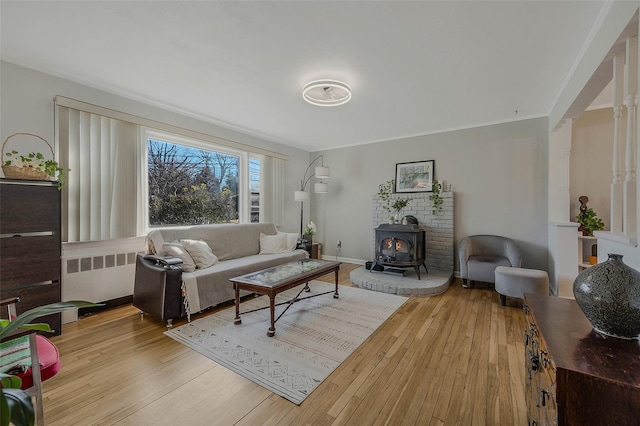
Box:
xmin=147 ymin=139 xmax=240 ymax=226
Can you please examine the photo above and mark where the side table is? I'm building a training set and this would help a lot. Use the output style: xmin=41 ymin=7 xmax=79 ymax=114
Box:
xmin=298 ymin=241 xmax=321 ymax=259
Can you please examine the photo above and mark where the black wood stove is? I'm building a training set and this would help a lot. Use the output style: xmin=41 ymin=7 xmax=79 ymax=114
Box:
xmin=371 ymin=223 xmax=428 ymax=279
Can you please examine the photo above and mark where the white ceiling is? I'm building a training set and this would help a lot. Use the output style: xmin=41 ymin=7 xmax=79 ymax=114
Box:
xmin=1 ymin=1 xmax=607 ymax=152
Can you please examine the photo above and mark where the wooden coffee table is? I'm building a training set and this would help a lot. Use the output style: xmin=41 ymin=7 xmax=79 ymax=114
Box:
xmin=230 ymin=259 xmax=341 ymax=337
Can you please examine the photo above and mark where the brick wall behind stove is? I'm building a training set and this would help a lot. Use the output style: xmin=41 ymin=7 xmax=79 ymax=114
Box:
xmin=372 ymin=192 xmax=454 ymax=272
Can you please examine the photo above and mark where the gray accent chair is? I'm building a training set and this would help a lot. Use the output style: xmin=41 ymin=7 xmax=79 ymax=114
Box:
xmin=458 ymin=235 xmax=523 ymax=288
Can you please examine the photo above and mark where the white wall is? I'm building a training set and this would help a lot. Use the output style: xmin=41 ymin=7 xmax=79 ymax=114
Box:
xmin=0 ymin=61 xmax=311 ymax=234
xmin=1 ymin=60 xmax=549 ymax=298
xmin=313 ymin=118 xmax=549 ymax=272
xmin=1 ymin=60 xmax=310 ymax=307
xmin=570 ymin=108 xmax=614 ymax=228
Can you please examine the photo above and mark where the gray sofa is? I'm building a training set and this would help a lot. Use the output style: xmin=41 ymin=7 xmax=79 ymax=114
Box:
xmin=134 ymin=222 xmax=308 ymax=325
xmin=458 ymin=235 xmax=522 ymax=288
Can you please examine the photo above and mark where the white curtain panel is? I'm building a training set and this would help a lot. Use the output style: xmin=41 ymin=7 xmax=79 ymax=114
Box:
xmin=257 ymin=155 xmax=285 ymax=227
xmin=58 ymin=107 xmax=139 ymax=242
xmin=259 ymin=155 xmax=273 ymax=224
xmin=272 ymin=157 xmax=285 ymax=227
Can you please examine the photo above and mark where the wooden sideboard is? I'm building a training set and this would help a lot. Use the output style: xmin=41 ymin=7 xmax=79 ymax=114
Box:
xmin=524 ymin=293 xmax=640 ymax=425
xmin=0 ymin=179 xmax=62 ymax=335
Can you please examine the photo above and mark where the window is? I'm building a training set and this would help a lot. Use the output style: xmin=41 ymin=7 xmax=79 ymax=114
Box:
xmin=249 ymin=157 xmax=260 ymax=223
xmin=146 ymin=132 xmax=243 ymax=227
xmin=57 ymin=97 xmax=284 ymax=241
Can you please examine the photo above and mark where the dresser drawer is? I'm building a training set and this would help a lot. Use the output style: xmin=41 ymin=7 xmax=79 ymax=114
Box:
xmin=0 ymin=235 xmax=61 ymax=287
xmin=0 ymin=182 xmax=60 ymax=234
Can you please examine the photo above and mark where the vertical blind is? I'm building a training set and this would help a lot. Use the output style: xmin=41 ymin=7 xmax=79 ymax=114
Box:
xmin=58 ymin=106 xmax=141 ymax=242
xmin=258 ymin=156 xmax=285 ymax=227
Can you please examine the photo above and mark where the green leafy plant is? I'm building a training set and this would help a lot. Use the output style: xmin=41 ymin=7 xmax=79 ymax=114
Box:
xmin=378 ymin=180 xmax=412 ymax=220
xmin=0 ymin=373 xmax=33 ymax=426
xmin=4 ymin=150 xmax=68 ymax=190
xmin=391 ymin=198 xmax=410 ymax=215
xmin=576 ymin=207 xmax=604 ymax=236
xmin=0 ymin=301 xmax=100 ymax=426
xmin=429 ymin=180 xmax=444 ymax=215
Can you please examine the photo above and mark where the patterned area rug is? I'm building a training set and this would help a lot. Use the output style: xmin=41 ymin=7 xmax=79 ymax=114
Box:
xmin=165 ymin=281 xmax=407 ymax=404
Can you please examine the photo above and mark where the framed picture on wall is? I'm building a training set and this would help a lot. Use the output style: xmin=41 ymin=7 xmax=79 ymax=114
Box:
xmin=395 ymin=160 xmax=434 ymax=193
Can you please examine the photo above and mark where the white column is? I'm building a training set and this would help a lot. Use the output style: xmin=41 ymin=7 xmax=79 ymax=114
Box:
xmin=611 ymin=54 xmax=624 ymax=233
xmin=548 ymin=120 xmax=577 ymax=297
xmin=624 ymin=36 xmax=637 ymax=236
xmin=548 ymin=120 xmax=572 ymax=222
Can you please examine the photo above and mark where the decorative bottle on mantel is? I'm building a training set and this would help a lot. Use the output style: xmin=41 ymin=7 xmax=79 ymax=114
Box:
xmin=573 ymin=253 xmax=640 ymax=339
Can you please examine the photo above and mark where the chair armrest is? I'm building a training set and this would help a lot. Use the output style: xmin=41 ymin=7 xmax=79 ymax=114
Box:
xmin=134 ymin=254 xmax=185 ymax=324
xmin=141 ymin=254 xmax=183 ymax=268
xmin=0 ymin=297 xmax=20 ymax=308
xmin=503 ymin=240 xmax=523 ymax=267
xmin=458 ymin=238 xmax=472 ymax=278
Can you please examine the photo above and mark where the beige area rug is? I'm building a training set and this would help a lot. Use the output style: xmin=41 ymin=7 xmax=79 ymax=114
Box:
xmin=165 ymin=281 xmax=407 ymax=404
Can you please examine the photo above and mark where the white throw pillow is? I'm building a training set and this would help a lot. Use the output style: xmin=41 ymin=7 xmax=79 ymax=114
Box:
xmin=162 ymin=242 xmax=197 ymax=272
xmin=180 ymin=239 xmax=218 ymax=269
xmin=259 ymin=233 xmax=288 ymax=254
xmin=277 ymin=231 xmax=299 ymax=252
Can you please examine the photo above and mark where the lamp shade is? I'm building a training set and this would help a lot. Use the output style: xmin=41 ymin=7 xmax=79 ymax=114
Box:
xmin=315 ymin=166 xmax=330 ymax=179
xmin=294 ymin=190 xmax=310 ymax=202
xmin=314 ymin=182 xmax=328 ymax=193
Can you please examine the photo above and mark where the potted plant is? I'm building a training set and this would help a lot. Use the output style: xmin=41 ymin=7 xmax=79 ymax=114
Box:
xmin=0 ymin=301 xmax=99 ymax=426
xmin=2 ymin=133 xmax=69 ymax=190
xmin=378 ymin=180 xmax=412 ymax=223
xmin=576 ymin=207 xmax=604 ymax=236
xmin=391 ymin=198 xmax=410 ymax=221
xmin=303 ymin=221 xmax=316 ymax=243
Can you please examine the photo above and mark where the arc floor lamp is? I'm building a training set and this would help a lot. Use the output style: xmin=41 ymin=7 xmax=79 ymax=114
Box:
xmin=294 ymin=155 xmax=330 ymax=239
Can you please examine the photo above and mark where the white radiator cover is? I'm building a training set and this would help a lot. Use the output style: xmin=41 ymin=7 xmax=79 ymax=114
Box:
xmin=61 ymin=237 xmax=146 ymax=323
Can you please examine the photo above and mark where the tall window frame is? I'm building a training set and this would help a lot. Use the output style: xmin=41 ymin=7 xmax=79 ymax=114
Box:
xmin=141 ymin=128 xmax=252 ymax=231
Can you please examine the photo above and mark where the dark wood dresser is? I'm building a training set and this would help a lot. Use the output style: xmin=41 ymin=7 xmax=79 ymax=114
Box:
xmin=0 ymin=179 xmax=62 ymax=335
xmin=524 ymin=293 xmax=640 ymax=425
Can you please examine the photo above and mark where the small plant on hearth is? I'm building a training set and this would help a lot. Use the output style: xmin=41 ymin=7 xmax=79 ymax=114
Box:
xmin=378 ymin=180 xmax=412 ymax=221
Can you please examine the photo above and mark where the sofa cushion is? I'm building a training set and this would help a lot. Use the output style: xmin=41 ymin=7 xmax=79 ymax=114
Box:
xmin=181 ymin=239 xmax=218 ymax=269
xmin=162 ymin=242 xmax=196 ymax=272
xmin=151 ymin=223 xmax=279 ymax=261
xmin=184 ymin=249 xmax=309 ymax=312
xmin=277 ymin=231 xmax=299 ymax=251
xmin=259 ymin=233 xmax=289 ymax=254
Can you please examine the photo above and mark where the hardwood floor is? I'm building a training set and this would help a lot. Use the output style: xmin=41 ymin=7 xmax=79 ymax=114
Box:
xmin=45 ymin=263 xmax=527 ymax=425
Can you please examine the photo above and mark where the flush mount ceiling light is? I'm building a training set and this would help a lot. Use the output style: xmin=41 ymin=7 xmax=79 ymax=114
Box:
xmin=302 ymin=80 xmax=351 ymax=107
